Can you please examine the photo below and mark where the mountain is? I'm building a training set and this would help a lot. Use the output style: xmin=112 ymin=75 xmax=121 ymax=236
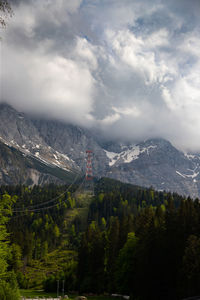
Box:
xmin=0 ymin=139 xmax=77 ymax=185
xmin=0 ymin=103 xmax=200 ymax=198
xmin=104 ymin=139 xmax=200 ymax=198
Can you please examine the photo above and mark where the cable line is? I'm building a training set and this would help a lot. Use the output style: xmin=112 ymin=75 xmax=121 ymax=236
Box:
xmin=12 ymin=175 xmax=87 ymax=214
xmin=12 ymin=166 xmax=83 ymax=211
xmin=1 ymin=152 xmax=96 ymax=217
xmin=3 ymin=160 xmax=86 ymax=214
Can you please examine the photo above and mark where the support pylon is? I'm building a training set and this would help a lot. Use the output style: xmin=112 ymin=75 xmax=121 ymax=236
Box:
xmin=85 ymin=150 xmax=94 ymax=195
xmin=86 ymin=150 xmax=93 ymax=180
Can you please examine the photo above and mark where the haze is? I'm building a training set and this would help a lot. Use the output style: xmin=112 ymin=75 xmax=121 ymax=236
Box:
xmin=1 ymin=0 xmax=200 ymax=152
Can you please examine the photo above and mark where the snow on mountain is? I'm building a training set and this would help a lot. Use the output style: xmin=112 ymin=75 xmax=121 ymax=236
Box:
xmin=1 ymin=103 xmax=200 ymax=198
xmin=104 ymin=144 xmax=157 ymax=166
xmin=0 ymin=104 xmax=77 ymax=173
xmin=176 ymin=166 xmax=199 ymax=181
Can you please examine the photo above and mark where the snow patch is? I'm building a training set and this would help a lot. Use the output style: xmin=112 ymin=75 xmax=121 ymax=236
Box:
xmin=105 ymin=145 xmax=157 ymax=166
xmin=56 ymin=151 xmax=71 ymax=162
xmin=186 ymin=172 xmax=199 ymax=179
xmin=176 ymin=168 xmax=199 ymax=179
xmin=0 ymin=136 xmax=9 ymax=146
xmin=122 ymin=146 xmax=140 ymax=163
xmin=184 ymin=153 xmax=196 ymax=160
xmin=176 ymin=171 xmax=186 ymax=178
xmin=104 ymin=150 xmax=119 ymax=166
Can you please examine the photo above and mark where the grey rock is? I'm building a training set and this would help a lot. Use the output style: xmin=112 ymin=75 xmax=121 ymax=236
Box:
xmin=0 ymin=104 xmax=200 ymax=198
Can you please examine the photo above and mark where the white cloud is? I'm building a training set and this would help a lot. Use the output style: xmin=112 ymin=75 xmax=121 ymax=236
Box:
xmin=180 ymin=34 xmax=200 ymax=58
xmin=145 ymin=28 xmax=169 ymax=48
xmin=1 ymin=0 xmax=200 ymax=151
xmin=73 ymin=37 xmax=99 ymax=70
xmin=1 ymin=43 xmax=95 ymax=125
xmin=106 ymin=29 xmax=174 ymax=85
xmin=99 ymin=113 xmax=121 ymax=126
xmin=113 ymin=105 xmax=141 ymax=117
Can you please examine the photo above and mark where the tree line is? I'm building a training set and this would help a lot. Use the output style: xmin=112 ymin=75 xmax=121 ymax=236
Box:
xmin=0 ymin=179 xmax=200 ymax=299
xmin=78 ymin=186 xmax=200 ymax=299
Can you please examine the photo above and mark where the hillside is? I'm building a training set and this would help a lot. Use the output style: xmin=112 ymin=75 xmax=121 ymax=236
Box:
xmin=0 ymin=140 xmax=77 ymax=185
xmin=1 ymin=179 xmax=200 ymax=299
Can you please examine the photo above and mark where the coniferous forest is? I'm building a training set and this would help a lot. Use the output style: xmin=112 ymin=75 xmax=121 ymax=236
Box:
xmin=0 ymin=178 xmax=200 ymax=299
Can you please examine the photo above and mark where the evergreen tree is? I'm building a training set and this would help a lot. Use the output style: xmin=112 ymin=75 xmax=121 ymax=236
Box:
xmin=181 ymin=235 xmax=200 ymax=297
xmin=0 ymin=193 xmax=20 ymax=299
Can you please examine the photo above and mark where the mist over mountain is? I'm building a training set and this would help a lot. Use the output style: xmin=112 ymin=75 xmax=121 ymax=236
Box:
xmin=0 ymin=103 xmax=200 ymax=198
xmin=1 ymin=0 xmax=200 ymax=152
xmin=1 ymin=0 xmax=200 ymax=193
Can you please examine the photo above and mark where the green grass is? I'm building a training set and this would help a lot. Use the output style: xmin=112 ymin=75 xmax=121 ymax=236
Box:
xmin=20 ymin=289 xmax=57 ymax=297
xmin=20 ymin=290 xmax=114 ymax=300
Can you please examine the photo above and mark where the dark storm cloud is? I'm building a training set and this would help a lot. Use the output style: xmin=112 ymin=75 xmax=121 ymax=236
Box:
xmin=1 ymin=0 xmax=200 ymax=151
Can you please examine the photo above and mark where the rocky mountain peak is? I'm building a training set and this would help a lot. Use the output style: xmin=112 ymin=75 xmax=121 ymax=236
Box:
xmin=0 ymin=104 xmax=200 ymax=198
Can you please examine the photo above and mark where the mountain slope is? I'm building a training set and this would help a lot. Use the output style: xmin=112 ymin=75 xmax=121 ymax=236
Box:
xmin=0 ymin=103 xmax=78 ymax=173
xmin=32 ymin=118 xmax=108 ymax=176
xmin=0 ymin=103 xmax=200 ymax=198
xmin=104 ymin=139 xmax=200 ymax=198
xmin=0 ymin=140 xmax=76 ymax=185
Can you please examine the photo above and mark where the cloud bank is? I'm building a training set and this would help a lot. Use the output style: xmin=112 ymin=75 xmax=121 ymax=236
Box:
xmin=1 ymin=0 xmax=200 ymax=151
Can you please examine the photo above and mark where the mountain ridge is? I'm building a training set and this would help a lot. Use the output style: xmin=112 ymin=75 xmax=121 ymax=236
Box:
xmin=0 ymin=103 xmax=200 ymax=198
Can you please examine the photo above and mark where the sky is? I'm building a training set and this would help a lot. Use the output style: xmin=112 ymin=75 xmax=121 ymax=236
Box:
xmin=0 ymin=0 xmax=200 ymax=152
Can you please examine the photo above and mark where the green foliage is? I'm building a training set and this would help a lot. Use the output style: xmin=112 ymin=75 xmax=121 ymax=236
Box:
xmin=9 ymin=243 xmax=23 ymax=272
xmin=67 ymin=192 xmax=76 ymax=208
xmin=116 ymin=232 xmax=138 ymax=294
xmin=78 ymin=221 xmax=105 ymax=293
xmin=54 ymin=224 xmax=60 ymax=238
xmin=181 ymin=235 xmax=200 ymax=296
xmin=0 ymin=278 xmax=20 ymax=300
xmin=43 ymin=258 xmax=77 ymax=292
xmin=101 ymin=217 xmax=106 ymax=230
xmin=0 ymin=192 xmax=20 ymax=298
xmin=0 ymin=224 xmax=9 ymax=276
xmin=78 ymin=180 xmax=200 ymax=299
xmin=1 ymin=180 xmax=200 ymax=299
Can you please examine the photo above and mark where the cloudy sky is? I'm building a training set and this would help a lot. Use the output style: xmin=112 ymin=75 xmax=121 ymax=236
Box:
xmin=1 ymin=0 xmax=200 ymax=151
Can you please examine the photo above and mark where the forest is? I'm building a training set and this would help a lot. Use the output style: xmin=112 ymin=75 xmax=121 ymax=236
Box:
xmin=0 ymin=178 xmax=200 ymax=299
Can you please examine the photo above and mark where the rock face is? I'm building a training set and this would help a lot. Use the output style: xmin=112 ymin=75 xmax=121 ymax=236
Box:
xmin=0 ymin=140 xmax=71 ymax=185
xmin=0 ymin=103 xmax=200 ymax=198
xmin=32 ymin=118 xmax=108 ymax=177
xmin=104 ymin=139 xmax=200 ymax=199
